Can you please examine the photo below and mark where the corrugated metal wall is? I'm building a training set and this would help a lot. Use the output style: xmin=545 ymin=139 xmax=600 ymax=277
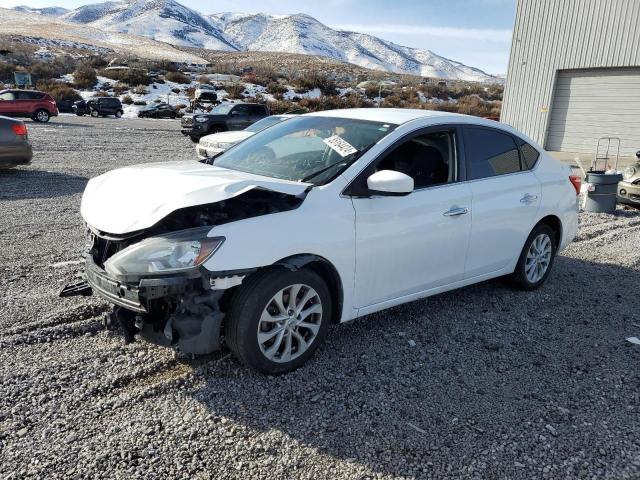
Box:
xmin=500 ymin=0 xmax=640 ymax=153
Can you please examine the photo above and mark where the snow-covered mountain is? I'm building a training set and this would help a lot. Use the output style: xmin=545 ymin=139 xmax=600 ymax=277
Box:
xmin=210 ymin=12 xmax=494 ymax=81
xmin=12 ymin=5 xmax=69 ymax=17
xmin=60 ymin=0 xmax=237 ymax=50
xmin=18 ymin=0 xmax=496 ymax=81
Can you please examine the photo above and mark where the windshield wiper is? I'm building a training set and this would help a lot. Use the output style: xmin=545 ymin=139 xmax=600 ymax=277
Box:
xmin=301 ymin=146 xmax=373 ymax=183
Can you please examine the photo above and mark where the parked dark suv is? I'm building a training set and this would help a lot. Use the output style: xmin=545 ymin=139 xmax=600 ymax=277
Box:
xmin=73 ymin=97 xmax=124 ymax=118
xmin=181 ymin=103 xmax=269 ymax=142
xmin=0 ymin=89 xmax=59 ymax=123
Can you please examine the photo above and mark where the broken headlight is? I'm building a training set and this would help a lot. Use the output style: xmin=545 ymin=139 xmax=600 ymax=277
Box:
xmin=103 ymin=227 xmax=224 ymax=278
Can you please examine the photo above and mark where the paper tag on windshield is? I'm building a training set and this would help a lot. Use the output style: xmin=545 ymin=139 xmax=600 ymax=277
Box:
xmin=323 ymin=135 xmax=358 ymax=157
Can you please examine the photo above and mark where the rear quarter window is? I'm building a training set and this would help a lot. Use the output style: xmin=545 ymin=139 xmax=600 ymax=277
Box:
xmin=518 ymin=140 xmax=540 ymax=169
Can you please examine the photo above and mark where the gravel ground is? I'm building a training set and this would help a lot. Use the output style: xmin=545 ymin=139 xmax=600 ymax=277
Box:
xmin=1 ymin=115 xmax=639 ymax=479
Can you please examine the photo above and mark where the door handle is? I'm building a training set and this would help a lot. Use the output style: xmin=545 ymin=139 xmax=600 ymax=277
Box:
xmin=520 ymin=193 xmax=539 ymax=204
xmin=443 ymin=207 xmax=469 ymax=217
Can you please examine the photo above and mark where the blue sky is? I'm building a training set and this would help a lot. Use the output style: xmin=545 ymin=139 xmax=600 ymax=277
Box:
xmin=4 ymin=0 xmax=516 ymax=74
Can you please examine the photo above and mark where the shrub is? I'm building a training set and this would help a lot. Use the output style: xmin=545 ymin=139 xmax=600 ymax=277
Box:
xmin=165 ymin=71 xmax=190 ymax=84
xmin=122 ymin=95 xmax=134 ymax=105
xmin=171 ymin=88 xmax=180 ymax=94
xmin=455 ymin=95 xmax=493 ymax=117
xmin=99 ymin=68 xmax=151 ymax=86
xmin=225 ymin=83 xmax=246 ymax=99
xmin=112 ymin=84 xmax=128 ymax=95
xmin=292 ymin=75 xmax=337 ymax=96
xmin=93 ymin=90 xmax=109 ymax=97
xmin=197 ymin=75 xmax=210 ymax=84
xmin=35 ymin=80 xmax=82 ymax=103
xmin=132 ymin=84 xmax=148 ymax=94
xmin=0 ymin=61 xmax=14 ymax=83
xmin=30 ymin=61 xmax=67 ymax=81
xmin=73 ymin=65 xmax=98 ymax=89
xmin=88 ymin=57 xmax=109 ymax=69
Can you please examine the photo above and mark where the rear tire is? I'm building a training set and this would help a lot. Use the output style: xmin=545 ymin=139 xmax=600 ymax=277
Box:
xmin=511 ymin=223 xmax=557 ymax=290
xmin=115 ymin=110 xmax=123 ymax=118
xmin=33 ymin=109 xmax=50 ymax=123
xmin=225 ymin=268 xmax=332 ymax=374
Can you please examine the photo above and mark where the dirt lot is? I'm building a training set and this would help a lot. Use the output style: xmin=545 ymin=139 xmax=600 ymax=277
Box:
xmin=1 ymin=115 xmax=639 ymax=479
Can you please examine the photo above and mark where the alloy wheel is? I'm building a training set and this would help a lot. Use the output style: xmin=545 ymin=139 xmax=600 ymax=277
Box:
xmin=36 ymin=110 xmax=49 ymax=122
xmin=525 ymin=233 xmax=552 ymax=283
xmin=257 ymin=284 xmax=323 ymax=363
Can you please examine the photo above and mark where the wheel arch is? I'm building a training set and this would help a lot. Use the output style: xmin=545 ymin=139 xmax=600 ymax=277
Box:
xmin=536 ymin=214 xmax=562 ymax=247
xmin=209 ymin=123 xmax=228 ymax=133
xmin=273 ymin=254 xmax=344 ymax=324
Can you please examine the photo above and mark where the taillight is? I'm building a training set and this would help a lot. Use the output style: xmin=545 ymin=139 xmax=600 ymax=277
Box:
xmin=569 ymin=174 xmax=581 ymax=195
xmin=11 ymin=123 xmax=27 ymax=136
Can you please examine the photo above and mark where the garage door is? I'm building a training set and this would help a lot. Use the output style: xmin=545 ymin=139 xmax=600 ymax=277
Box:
xmin=546 ymin=68 xmax=640 ymax=156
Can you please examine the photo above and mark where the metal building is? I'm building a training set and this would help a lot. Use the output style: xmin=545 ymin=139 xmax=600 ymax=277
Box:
xmin=500 ymin=0 xmax=640 ymax=157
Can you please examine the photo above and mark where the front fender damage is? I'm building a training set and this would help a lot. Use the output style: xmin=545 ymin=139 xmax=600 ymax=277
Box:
xmin=78 ymin=186 xmax=308 ymax=355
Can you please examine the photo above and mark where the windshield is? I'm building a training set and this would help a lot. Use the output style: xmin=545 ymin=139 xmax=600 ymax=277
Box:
xmin=244 ymin=116 xmax=288 ymax=133
xmin=214 ymin=116 xmax=397 ymax=185
xmin=210 ymin=104 xmax=234 ymax=115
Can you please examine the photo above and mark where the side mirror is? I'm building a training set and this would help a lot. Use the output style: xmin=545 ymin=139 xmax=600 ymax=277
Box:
xmin=366 ymin=170 xmax=414 ymax=196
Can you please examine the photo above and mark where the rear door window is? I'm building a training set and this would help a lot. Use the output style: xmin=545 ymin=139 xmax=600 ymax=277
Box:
xmin=463 ymin=126 xmax=522 ymax=180
xmin=232 ymin=105 xmax=250 ymax=115
xmin=0 ymin=92 xmax=16 ymax=101
xmin=17 ymin=91 xmax=42 ymax=100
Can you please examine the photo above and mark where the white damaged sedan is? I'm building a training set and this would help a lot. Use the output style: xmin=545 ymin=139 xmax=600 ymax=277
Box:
xmin=78 ymin=109 xmax=579 ymax=374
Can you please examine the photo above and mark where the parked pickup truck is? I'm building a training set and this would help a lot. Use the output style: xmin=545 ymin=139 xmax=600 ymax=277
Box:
xmin=181 ymin=103 xmax=270 ymax=142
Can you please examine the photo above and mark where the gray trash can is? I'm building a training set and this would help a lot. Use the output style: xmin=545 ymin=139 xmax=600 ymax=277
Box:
xmin=584 ymin=171 xmax=623 ymax=213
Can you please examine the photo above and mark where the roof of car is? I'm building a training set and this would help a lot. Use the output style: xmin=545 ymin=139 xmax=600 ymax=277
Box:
xmin=0 ymin=89 xmax=46 ymax=94
xmin=307 ymin=108 xmax=473 ymax=125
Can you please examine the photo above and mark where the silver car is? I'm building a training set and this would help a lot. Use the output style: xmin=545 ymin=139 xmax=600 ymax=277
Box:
xmin=0 ymin=116 xmax=32 ymax=169
xmin=618 ymin=151 xmax=640 ymax=206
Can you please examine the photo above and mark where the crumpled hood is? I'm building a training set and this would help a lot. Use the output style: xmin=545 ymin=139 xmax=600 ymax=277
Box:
xmin=81 ymin=161 xmax=309 ymax=234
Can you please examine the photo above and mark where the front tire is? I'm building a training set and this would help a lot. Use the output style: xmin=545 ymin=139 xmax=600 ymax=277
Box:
xmin=90 ymin=109 xmax=99 ymax=118
xmin=189 ymin=136 xmax=199 ymax=143
xmin=511 ymin=223 xmax=557 ymax=290
xmin=33 ymin=109 xmax=50 ymax=123
xmin=226 ymin=268 xmax=332 ymax=374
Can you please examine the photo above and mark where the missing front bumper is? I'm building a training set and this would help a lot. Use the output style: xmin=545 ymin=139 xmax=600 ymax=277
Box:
xmin=83 ymin=258 xmax=227 ymax=355
xmin=86 ymin=259 xmax=147 ymax=312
